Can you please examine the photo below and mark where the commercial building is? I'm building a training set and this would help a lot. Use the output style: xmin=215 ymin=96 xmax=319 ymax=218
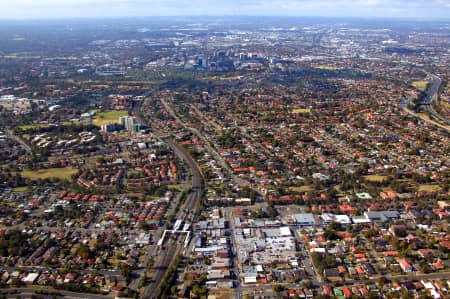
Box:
xmin=294 ymin=213 xmax=316 ymax=226
xmin=364 ymin=211 xmax=400 ymax=222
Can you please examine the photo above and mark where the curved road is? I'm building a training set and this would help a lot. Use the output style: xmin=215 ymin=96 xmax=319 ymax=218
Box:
xmin=401 ymin=73 xmax=448 ymax=130
xmin=422 ymin=74 xmax=448 ymax=124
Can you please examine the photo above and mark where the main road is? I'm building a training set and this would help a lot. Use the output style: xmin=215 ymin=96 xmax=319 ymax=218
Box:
xmin=231 ymin=271 xmax=450 ymax=299
xmin=160 ymin=98 xmax=257 ymax=192
xmin=420 ymin=74 xmax=448 ymax=124
xmin=401 ymin=73 xmax=449 ymax=131
xmin=5 ymin=129 xmax=32 ymax=155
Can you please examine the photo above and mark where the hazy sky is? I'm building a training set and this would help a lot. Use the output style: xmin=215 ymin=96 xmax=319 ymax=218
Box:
xmin=1 ymin=0 xmax=449 ymax=19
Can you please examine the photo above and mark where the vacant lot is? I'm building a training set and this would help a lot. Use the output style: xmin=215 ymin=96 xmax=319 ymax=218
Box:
xmin=21 ymin=167 xmax=78 ymax=181
xmin=92 ymin=110 xmax=128 ymax=126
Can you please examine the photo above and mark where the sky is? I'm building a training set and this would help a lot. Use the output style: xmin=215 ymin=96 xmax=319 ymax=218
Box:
xmin=0 ymin=0 xmax=449 ymax=20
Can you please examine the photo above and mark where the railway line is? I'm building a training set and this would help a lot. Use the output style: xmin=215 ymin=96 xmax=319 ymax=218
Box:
xmin=134 ymin=100 xmax=203 ymax=298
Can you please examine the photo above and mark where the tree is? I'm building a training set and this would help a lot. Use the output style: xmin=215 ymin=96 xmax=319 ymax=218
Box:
xmin=329 ymin=222 xmax=342 ymax=231
xmin=301 ymin=279 xmax=313 ymax=288
xmin=94 ymin=240 xmax=106 ymax=251
xmin=323 ymin=229 xmax=338 ymax=241
xmin=192 ymin=285 xmax=207 ymax=296
xmin=77 ymin=244 xmax=91 ymax=260
xmin=170 ymin=285 xmax=178 ymax=295
xmin=272 ymin=284 xmax=283 ymax=292
xmin=120 ymin=265 xmax=132 ymax=283
xmin=146 ymin=257 xmax=155 ymax=271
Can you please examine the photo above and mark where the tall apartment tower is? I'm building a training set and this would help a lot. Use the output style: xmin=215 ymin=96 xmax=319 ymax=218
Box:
xmin=119 ymin=116 xmax=137 ymax=131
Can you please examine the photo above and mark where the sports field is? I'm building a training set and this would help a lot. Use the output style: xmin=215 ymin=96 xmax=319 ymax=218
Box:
xmin=412 ymin=81 xmax=429 ymax=89
xmin=21 ymin=167 xmax=78 ymax=181
xmin=92 ymin=110 xmax=128 ymax=126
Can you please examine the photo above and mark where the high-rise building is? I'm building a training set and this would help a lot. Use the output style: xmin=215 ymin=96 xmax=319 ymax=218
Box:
xmin=101 ymin=122 xmax=118 ymax=132
xmin=119 ymin=116 xmax=138 ymax=132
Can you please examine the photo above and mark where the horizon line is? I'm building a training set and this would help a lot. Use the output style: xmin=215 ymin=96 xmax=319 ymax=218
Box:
xmin=0 ymin=15 xmax=449 ymax=22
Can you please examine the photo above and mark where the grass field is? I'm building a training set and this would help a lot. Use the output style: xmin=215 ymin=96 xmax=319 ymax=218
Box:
xmin=92 ymin=110 xmax=128 ymax=126
xmin=205 ymin=75 xmax=242 ymax=81
xmin=18 ymin=124 xmax=50 ymax=130
xmin=3 ymin=55 xmax=40 ymax=59
xmin=418 ymin=184 xmax=442 ymax=192
xmin=412 ymin=81 xmax=429 ymax=89
xmin=43 ymin=57 xmax=77 ymax=61
xmin=21 ymin=167 xmax=78 ymax=181
xmin=417 ymin=113 xmax=431 ymax=121
xmin=80 ymin=80 xmax=164 ymax=84
xmin=314 ymin=65 xmax=339 ymax=70
xmin=364 ymin=175 xmax=388 ymax=182
xmin=168 ymin=184 xmax=184 ymax=191
xmin=289 ymin=185 xmax=313 ymax=192
xmin=116 ymin=132 xmax=131 ymax=137
xmin=12 ymin=186 xmax=30 ymax=192
xmin=291 ymin=108 xmax=311 ymax=114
